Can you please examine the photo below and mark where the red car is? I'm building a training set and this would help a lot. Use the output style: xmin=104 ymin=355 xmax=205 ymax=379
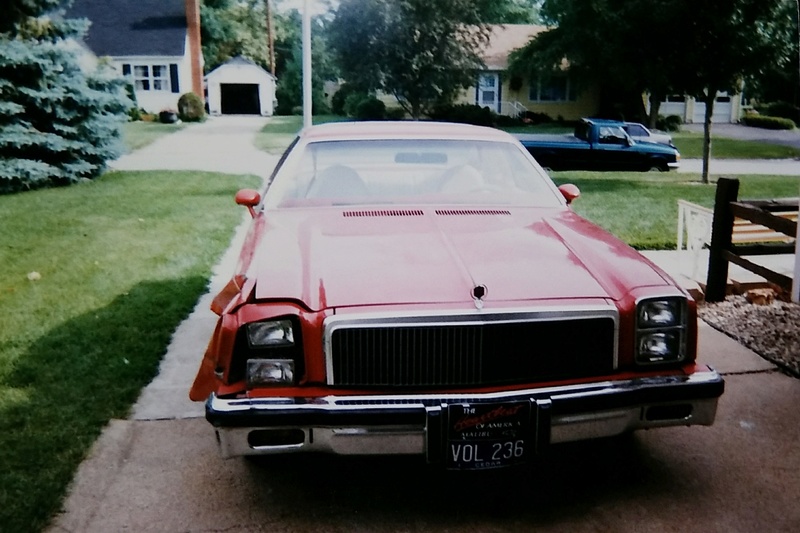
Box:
xmin=190 ymin=121 xmax=723 ymax=470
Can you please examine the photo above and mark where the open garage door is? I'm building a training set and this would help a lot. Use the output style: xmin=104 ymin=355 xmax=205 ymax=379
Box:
xmin=220 ymin=83 xmax=260 ymax=115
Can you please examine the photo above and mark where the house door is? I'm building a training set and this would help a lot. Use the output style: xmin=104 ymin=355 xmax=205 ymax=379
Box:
xmin=477 ymin=73 xmax=500 ymax=113
xmin=220 ymin=84 xmax=261 ymax=115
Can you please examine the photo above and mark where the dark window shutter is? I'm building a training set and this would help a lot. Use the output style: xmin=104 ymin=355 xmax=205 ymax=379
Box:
xmin=170 ymin=64 xmax=179 ymax=93
xmin=497 ymin=73 xmax=502 ymax=113
xmin=122 ymin=64 xmax=131 ymax=76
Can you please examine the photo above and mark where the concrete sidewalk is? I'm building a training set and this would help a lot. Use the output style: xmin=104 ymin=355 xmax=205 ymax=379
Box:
xmin=111 ymin=115 xmax=278 ymax=177
xmin=122 ymin=116 xmax=280 ymax=420
xmin=47 ymin=122 xmax=800 ymax=532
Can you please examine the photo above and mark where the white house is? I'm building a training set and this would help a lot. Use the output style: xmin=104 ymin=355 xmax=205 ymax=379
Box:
xmin=205 ymin=56 xmax=277 ymax=116
xmin=66 ymin=0 xmax=204 ymax=113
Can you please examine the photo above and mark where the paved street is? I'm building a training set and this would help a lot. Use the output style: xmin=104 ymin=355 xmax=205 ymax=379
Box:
xmin=47 ymin=118 xmax=800 ymax=533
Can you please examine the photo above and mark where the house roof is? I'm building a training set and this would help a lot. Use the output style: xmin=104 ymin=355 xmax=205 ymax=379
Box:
xmin=482 ymin=24 xmax=546 ymax=70
xmin=64 ymin=0 xmax=187 ymax=57
xmin=205 ymin=56 xmax=277 ymax=79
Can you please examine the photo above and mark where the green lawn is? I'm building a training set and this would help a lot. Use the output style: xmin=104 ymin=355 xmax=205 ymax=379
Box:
xmin=671 ymin=131 xmax=800 ymax=159
xmin=0 ymin=170 xmax=259 ymax=533
xmin=550 ymin=171 xmax=800 ymax=249
xmin=254 ymin=114 xmax=345 ymax=154
xmin=122 ymin=121 xmax=185 ymax=152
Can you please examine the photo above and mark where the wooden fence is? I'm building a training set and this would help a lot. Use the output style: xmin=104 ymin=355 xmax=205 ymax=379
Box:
xmin=705 ymin=177 xmax=798 ymax=302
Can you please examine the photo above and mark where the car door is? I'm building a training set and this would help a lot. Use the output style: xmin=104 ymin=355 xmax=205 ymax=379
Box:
xmin=593 ymin=126 xmax=642 ymax=170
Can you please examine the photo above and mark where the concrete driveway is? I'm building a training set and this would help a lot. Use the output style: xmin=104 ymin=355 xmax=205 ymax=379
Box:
xmin=47 ymin=118 xmax=800 ymax=532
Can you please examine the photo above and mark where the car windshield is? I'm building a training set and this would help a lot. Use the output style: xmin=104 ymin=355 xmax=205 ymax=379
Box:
xmin=264 ymin=138 xmax=563 ymax=208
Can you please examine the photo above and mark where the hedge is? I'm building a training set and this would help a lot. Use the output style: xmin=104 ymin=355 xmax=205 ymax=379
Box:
xmin=740 ymin=114 xmax=796 ymax=130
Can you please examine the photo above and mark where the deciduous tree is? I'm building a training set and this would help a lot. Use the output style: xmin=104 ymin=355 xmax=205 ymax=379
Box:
xmin=329 ymin=0 xmax=490 ymax=119
xmin=508 ymin=0 xmax=791 ymax=183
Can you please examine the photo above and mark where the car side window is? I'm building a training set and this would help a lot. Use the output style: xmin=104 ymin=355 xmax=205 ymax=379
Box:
xmin=599 ymin=127 xmax=628 ymax=145
xmin=626 ymin=124 xmax=646 ymax=136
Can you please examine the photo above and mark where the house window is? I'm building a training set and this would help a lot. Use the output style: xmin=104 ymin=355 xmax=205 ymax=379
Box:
xmin=132 ymin=64 xmax=170 ymax=92
xmin=529 ymin=76 xmax=576 ymax=102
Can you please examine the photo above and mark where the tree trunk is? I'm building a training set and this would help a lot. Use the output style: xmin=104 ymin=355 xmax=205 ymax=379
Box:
xmin=648 ymin=93 xmax=662 ymax=129
xmin=701 ymin=92 xmax=715 ymax=185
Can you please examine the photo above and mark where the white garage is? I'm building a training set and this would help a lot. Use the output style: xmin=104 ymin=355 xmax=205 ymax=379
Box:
xmin=657 ymin=92 xmax=741 ymax=124
xmin=205 ymin=56 xmax=276 ymax=116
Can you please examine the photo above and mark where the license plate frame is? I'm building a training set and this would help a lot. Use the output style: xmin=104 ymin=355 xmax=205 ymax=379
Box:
xmin=446 ymin=401 xmax=532 ymax=470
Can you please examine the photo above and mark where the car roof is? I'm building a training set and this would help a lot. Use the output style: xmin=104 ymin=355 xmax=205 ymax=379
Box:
xmin=585 ymin=118 xmax=625 ymax=127
xmin=299 ymin=121 xmax=517 ymax=143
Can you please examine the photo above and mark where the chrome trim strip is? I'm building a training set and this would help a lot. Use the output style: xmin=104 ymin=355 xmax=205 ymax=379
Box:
xmin=210 ymin=368 xmax=721 ymax=414
xmin=322 ymin=305 xmax=620 ymax=386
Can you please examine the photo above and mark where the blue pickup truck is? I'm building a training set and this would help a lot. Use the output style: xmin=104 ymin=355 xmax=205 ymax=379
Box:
xmin=516 ymin=118 xmax=681 ymax=172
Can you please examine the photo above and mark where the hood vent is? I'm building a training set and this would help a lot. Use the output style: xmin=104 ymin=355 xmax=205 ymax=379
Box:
xmin=343 ymin=209 xmax=424 ymax=218
xmin=435 ymin=209 xmax=511 ymax=216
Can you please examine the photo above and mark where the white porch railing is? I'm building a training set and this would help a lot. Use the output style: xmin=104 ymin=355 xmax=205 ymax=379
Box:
xmin=499 ymin=101 xmax=528 ymax=119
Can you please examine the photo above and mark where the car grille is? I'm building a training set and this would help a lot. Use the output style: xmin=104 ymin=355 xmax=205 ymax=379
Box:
xmin=329 ymin=317 xmax=616 ymax=387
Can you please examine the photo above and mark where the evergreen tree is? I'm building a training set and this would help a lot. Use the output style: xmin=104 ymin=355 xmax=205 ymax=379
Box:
xmin=0 ymin=2 xmax=131 ymax=193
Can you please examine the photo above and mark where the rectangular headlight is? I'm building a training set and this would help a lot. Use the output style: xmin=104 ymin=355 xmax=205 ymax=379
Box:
xmin=636 ymin=297 xmax=686 ymax=365
xmin=638 ymin=299 xmax=681 ymax=328
xmin=247 ymin=320 xmax=295 ymax=347
xmin=637 ymin=332 xmax=682 ymax=363
xmin=246 ymin=358 xmax=295 ymax=387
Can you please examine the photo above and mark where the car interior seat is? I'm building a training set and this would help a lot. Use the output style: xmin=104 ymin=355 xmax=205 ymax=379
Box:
xmin=306 ymin=164 xmax=368 ymax=199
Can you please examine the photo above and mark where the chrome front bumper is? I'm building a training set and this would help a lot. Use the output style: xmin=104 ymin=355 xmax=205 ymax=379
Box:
xmin=206 ymin=369 xmax=723 ymax=459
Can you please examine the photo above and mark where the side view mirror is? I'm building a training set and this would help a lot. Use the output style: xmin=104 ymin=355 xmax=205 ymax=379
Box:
xmin=558 ymin=183 xmax=580 ymax=205
xmin=235 ymin=188 xmax=261 ymax=218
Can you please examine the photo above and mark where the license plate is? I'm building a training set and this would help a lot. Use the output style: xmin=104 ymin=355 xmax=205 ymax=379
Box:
xmin=446 ymin=401 xmax=531 ymax=470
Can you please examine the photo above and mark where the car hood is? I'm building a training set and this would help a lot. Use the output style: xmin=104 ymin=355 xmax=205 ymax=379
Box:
xmin=250 ymin=207 xmax=671 ymax=311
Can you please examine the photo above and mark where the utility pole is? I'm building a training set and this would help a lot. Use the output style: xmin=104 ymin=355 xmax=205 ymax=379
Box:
xmin=265 ymin=0 xmax=275 ymax=76
xmin=302 ymin=0 xmax=312 ymax=128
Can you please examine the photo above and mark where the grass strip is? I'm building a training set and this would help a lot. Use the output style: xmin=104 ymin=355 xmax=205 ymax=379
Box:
xmin=0 ymin=170 xmax=259 ymax=532
xmin=122 ymin=121 xmax=185 ymax=152
xmin=254 ymin=115 xmax=349 ymax=154
xmin=671 ymin=131 xmax=800 ymax=159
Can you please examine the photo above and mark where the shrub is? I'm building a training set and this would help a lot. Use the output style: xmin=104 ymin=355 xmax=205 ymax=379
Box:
xmin=354 ymin=97 xmax=386 ymax=120
xmin=343 ymin=92 xmax=370 ymax=117
xmin=756 ymin=102 xmax=800 ymax=126
xmin=428 ymin=103 xmax=495 ymax=127
xmin=740 ymin=114 xmax=796 ymax=130
xmin=495 ymin=114 xmax=522 ymax=127
xmin=656 ymin=114 xmax=683 ymax=132
xmin=385 ymin=107 xmax=406 ymax=120
xmin=331 ymin=83 xmax=360 ymax=115
xmin=523 ymin=111 xmax=552 ymax=124
xmin=177 ymin=92 xmax=205 ymax=122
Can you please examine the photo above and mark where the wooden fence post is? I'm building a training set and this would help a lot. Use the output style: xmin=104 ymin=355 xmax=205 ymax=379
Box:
xmin=705 ymin=177 xmax=739 ymax=302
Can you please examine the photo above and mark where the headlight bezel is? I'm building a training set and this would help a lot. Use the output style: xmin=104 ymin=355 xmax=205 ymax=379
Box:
xmin=635 ymin=297 xmax=688 ymax=365
xmin=229 ymin=315 xmax=304 ymax=387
